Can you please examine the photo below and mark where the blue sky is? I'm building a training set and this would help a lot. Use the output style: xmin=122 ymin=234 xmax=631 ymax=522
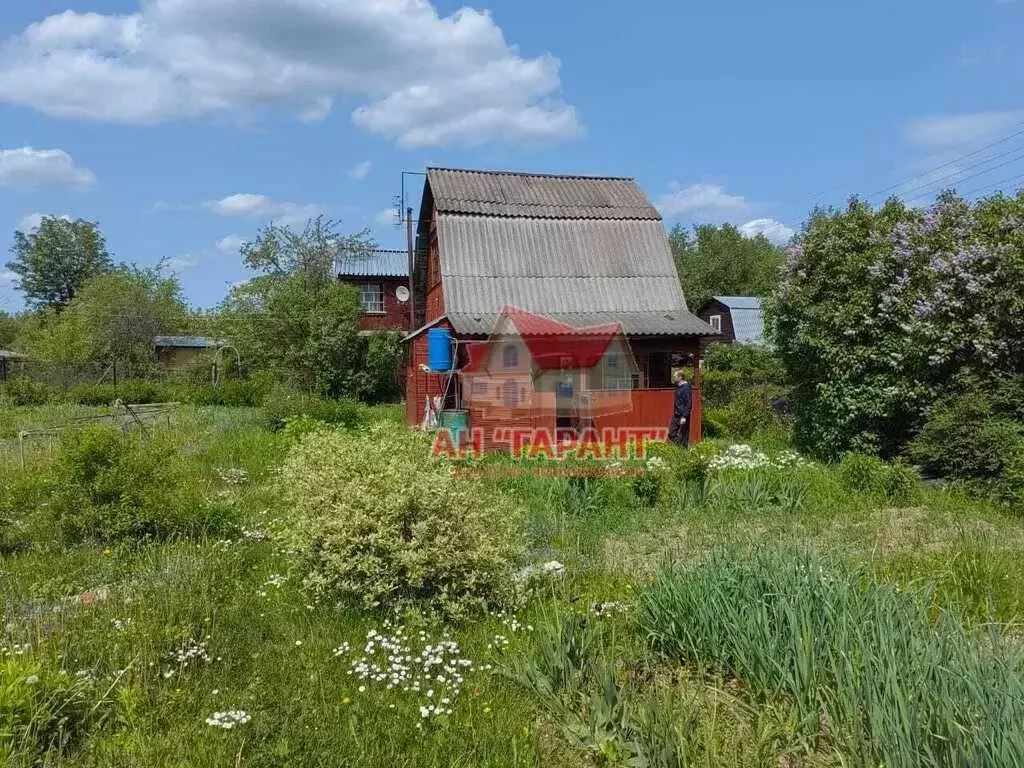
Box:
xmin=2 ymin=0 xmax=1022 ymax=312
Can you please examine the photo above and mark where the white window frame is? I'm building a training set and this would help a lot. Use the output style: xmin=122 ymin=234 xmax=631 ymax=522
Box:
xmin=709 ymin=314 xmax=722 ymax=333
xmin=359 ymin=283 xmax=384 ymax=314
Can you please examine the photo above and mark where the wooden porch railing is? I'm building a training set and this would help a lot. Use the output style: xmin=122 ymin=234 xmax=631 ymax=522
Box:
xmin=590 ymin=387 xmax=702 ymax=443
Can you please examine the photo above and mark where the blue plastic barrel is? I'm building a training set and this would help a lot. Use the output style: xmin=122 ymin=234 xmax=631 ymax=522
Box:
xmin=427 ymin=328 xmax=453 ymax=371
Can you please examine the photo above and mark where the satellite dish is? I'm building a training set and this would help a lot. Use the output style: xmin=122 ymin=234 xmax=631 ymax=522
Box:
xmin=396 ymin=285 xmax=410 ymax=303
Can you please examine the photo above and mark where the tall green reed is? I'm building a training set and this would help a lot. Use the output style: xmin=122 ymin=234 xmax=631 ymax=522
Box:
xmin=636 ymin=550 xmax=1024 ymax=767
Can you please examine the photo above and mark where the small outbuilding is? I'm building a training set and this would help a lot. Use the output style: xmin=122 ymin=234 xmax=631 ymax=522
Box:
xmin=154 ymin=336 xmax=222 ymax=370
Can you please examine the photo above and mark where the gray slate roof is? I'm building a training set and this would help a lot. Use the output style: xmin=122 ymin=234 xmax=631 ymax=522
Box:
xmin=336 ymin=248 xmax=408 ymax=277
xmin=428 ymin=167 xmax=660 ymax=220
xmin=154 ymin=336 xmax=221 ymax=349
xmin=425 ymin=168 xmax=714 ymax=337
xmin=713 ymin=296 xmax=765 ymax=345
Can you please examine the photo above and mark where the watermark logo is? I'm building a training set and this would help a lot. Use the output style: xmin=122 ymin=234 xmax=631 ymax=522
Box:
xmin=431 ymin=306 xmax=666 ymax=463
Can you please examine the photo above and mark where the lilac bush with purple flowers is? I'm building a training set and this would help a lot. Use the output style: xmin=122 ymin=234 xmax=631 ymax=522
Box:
xmin=769 ymin=191 xmax=1024 ymax=459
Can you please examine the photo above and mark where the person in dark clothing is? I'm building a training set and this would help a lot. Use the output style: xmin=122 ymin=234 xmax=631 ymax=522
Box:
xmin=668 ymin=369 xmax=692 ymax=446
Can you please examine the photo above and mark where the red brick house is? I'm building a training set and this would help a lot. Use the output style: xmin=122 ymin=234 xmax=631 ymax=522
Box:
xmin=336 ymin=249 xmax=411 ymax=333
xmin=404 ymin=168 xmax=716 ymax=445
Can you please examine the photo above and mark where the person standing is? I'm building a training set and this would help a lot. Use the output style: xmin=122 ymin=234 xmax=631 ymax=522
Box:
xmin=668 ymin=369 xmax=692 ymax=446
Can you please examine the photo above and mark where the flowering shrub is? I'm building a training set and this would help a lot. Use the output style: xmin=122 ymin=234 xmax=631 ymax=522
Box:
xmin=278 ymin=423 xmax=523 ymax=618
xmin=770 ymin=192 xmax=1024 ymax=459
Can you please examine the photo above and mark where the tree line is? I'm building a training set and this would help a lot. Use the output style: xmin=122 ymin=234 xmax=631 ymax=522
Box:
xmin=2 ymin=216 xmax=402 ymax=403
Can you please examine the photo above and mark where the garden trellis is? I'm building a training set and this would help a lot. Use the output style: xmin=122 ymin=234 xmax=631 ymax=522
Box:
xmin=13 ymin=400 xmax=179 ymax=469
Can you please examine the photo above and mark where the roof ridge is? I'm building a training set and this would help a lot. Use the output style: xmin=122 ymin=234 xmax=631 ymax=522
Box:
xmin=427 ymin=166 xmax=636 ymax=182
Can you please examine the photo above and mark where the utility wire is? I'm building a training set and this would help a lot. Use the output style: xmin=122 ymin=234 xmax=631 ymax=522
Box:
xmin=895 ymin=144 xmax=1024 ymax=203
xmin=905 ymin=151 xmax=1024 ymax=205
xmin=861 ymin=120 xmax=1024 ymax=201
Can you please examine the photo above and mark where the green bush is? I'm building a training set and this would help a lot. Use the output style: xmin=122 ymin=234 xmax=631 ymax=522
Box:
xmin=701 ymin=344 xmax=785 ymax=408
xmin=637 ymin=550 xmax=1024 ymax=767
xmin=701 ymin=408 xmax=730 ymax=439
xmin=837 ymin=452 xmax=921 ymax=505
xmin=0 ymin=470 xmax=55 ymax=553
xmin=261 ymin=384 xmax=361 ymax=431
xmin=0 ymin=376 xmax=54 ymax=406
xmin=719 ymin=386 xmax=783 ymax=439
xmin=278 ymin=422 xmax=522 ymax=618
xmin=699 ymin=369 xmax=744 ymax=409
xmin=907 ymin=391 xmax=1024 ymax=484
xmin=50 ymin=426 xmax=234 ymax=543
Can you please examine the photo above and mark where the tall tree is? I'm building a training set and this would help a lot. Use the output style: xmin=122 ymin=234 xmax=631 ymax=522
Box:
xmin=17 ymin=266 xmax=189 ymax=365
xmin=6 ymin=216 xmax=114 ymax=310
xmin=669 ymin=223 xmax=785 ymax=308
xmin=219 ymin=218 xmax=375 ymax=397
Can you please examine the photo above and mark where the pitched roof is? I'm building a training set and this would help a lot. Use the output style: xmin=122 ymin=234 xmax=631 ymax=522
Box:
xmin=423 ymin=167 xmax=715 ymax=337
xmin=336 ymin=248 xmax=408 ymax=277
xmin=428 ymin=167 xmax=659 ymax=219
xmin=714 ymin=296 xmax=762 ymax=311
xmin=711 ymin=296 xmax=765 ymax=344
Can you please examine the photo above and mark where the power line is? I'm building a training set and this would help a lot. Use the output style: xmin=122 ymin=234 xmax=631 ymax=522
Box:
xmin=862 ymin=119 xmax=1024 ymax=202
xmin=953 ymin=172 xmax=1024 ymax=200
xmin=906 ymin=151 xmax=1024 ymax=205
xmin=896 ymin=144 xmax=1024 ymax=203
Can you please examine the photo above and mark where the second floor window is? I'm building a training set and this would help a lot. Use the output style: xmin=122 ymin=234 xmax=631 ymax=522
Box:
xmin=359 ymin=283 xmax=384 ymax=314
xmin=709 ymin=314 xmax=722 ymax=333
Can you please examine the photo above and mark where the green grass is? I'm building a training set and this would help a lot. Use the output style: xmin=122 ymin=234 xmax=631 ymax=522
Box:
xmin=2 ymin=405 xmax=1024 ymax=765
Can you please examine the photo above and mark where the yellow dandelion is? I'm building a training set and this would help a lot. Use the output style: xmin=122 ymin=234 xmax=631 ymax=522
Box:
xmin=342 ymin=696 xmax=351 ymax=705
xmin=483 ymin=706 xmax=492 ymax=714
xmin=102 ymin=548 xmax=112 ymax=556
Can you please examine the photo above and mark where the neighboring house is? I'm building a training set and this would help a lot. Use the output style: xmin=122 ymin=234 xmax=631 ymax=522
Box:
xmin=695 ymin=296 xmax=766 ymax=345
xmin=154 ymin=336 xmax=221 ymax=369
xmin=404 ymin=167 xmax=716 ymax=444
xmin=336 ymin=248 xmax=411 ymax=333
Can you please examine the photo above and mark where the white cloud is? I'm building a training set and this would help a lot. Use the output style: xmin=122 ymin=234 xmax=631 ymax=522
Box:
xmin=376 ymin=207 xmax=398 ymax=226
xmin=349 ymin=160 xmax=372 ymax=180
xmin=0 ymin=270 xmax=17 ymax=283
xmin=905 ymin=110 xmax=1024 ymax=149
xmin=216 ymin=234 xmax=246 ymax=253
xmin=655 ymin=182 xmax=750 ymax=219
xmin=0 ymin=1 xmax=581 ymax=147
xmin=0 ymin=147 xmax=95 ymax=188
xmin=205 ymin=193 xmax=322 ymax=227
xmin=739 ymin=218 xmax=795 ymax=245
xmin=165 ymin=254 xmax=200 ymax=271
xmin=17 ymin=212 xmax=73 ymax=231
